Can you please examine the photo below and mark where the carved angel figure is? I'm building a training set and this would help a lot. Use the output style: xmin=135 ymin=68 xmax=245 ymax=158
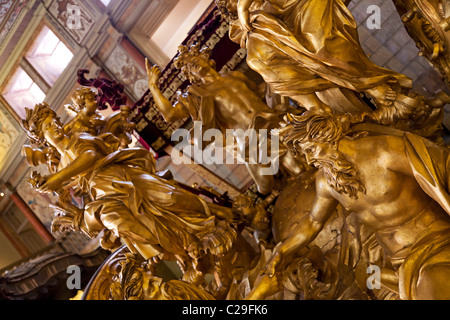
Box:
xmin=232 ymin=189 xmax=279 ymax=244
xmin=21 ymin=101 xmax=247 ymax=297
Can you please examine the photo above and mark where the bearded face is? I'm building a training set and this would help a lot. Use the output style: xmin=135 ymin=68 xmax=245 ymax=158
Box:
xmin=300 ymin=141 xmax=366 ymax=199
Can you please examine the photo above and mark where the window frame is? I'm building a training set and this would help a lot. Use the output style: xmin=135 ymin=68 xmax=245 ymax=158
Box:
xmin=0 ymin=20 xmax=75 ymax=122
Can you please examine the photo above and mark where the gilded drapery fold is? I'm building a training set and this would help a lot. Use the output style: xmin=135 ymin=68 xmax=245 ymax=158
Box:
xmin=229 ymin=0 xmax=412 ymax=96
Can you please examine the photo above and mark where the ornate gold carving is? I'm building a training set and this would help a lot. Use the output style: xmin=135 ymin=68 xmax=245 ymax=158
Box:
xmin=254 ymin=108 xmax=450 ymax=300
xmin=218 ymin=0 xmax=450 ymax=145
xmin=393 ymin=0 xmax=450 ymax=84
xmin=21 ymin=0 xmax=450 ymax=300
xmin=147 ymin=44 xmax=306 ymax=195
xmin=21 ymin=90 xmax=256 ymax=299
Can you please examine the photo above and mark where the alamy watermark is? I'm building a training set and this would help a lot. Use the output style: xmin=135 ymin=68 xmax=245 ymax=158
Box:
xmin=66 ymin=265 xmax=81 ymax=290
xmin=366 ymin=5 xmax=381 ymax=30
xmin=67 ymin=263 xmax=383 ymax=291
xmin=65 ymin=4 xmax=381 ymax=34
xmin=171 ymin=121 xmax=280 ymax=176
xmin=366 ymin=265 xmax=381 ymax=290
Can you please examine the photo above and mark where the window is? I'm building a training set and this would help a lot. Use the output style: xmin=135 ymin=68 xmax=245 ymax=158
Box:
xmin=100 ymin=0 xmax=111 ymax=7
xmin=2 ymin=25 xmax=73 ymax=119
xmin=25 ymin=26 xmax=73 ymax=86
xmin=2 ymin=67 xmax=46 ymax=119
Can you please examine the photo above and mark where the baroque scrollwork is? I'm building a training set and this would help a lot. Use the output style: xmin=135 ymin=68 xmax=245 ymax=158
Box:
xmin=392 ymin=0 xmax=450 ymax=85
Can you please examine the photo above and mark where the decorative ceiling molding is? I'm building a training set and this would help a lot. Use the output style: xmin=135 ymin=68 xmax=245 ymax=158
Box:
xmin=0 ymin=0 xmax=31 ymax=49
xmin=0 ymin=0 xmax=35 ymax=54
xmin=47 ymin=0 xmax=95 ymax=45
xmin=0 ymin=2 xmax=45 ymax=87
xmin=127 ymin=0 xmax=180 ymax=67
xmin=104 ymin=41 xmax=148 ymax=101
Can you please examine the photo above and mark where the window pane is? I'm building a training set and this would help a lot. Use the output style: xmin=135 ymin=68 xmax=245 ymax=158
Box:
xmin=26 ymin=26 xmax=73 ymax=86
xmin=29 ymin=83 xmax=46 ymax=102
xmin=100 ymin=0 xmax=111 ymax=7
xmin=2 ymin=67 xmax=46 ymax=119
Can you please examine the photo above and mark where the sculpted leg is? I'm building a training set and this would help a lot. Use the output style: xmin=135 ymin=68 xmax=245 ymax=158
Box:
xmin=245 ymin=163 xmax=276 ymax=195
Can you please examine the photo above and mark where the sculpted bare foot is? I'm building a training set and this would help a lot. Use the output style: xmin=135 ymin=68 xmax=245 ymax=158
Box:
xmin=384 ymin=88 xmax=397 ymax=104
xmin=366 ymin=84 xmax=397 ymax=107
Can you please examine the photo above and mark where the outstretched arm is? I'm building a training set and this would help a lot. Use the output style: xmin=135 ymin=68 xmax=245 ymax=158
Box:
xmin=263 ymin=190 xmax=339 ymax=277
xmin=38 ymin=150 xmax=98 ymax=193
xmin=146 ymin=59 xmax=189 ymax=122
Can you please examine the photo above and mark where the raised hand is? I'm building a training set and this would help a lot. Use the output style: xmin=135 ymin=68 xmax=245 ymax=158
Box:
xmin=146 ymin=58 xmax=161 ymax=88
xmin=37 ymin=173 xmax=62 ymax=193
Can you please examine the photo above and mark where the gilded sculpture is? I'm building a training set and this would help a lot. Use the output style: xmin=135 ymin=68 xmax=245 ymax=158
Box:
xmin=110 ymin=253 xmax=216 ymax=300
xmin=20 ymin=91 xmax=256 ymax=299
xmin=216 ymin=0 xmax=450 ymax=144
xmin=392 ymin=0 xmax=450 ymax=85
xmin=231 ymin=189 xmax=279 ymax=244
xmin=215 ymin=0 xmax=410 ymax=110
xmin=19 ymin=0 xmax=450 ymax=300
xmin=247 ymin=108 xmax=450 ymax=300
xmin=147 ymin=43 xmax=306 ymax=195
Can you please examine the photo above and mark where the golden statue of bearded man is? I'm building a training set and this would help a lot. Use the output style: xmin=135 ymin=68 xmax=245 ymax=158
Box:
xmin=247 ymin=108 xmax=450 ymax=300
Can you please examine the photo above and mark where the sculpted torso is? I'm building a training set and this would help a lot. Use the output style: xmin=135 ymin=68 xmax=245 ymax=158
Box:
xmin=200 ymin=73 xmax=272 ymax=130
xmin=317 ymin=135 xmax=450 ymax=257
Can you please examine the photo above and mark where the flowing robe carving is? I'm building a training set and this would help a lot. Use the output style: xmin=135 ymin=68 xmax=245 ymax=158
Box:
xmin=229 ymin=0 xmax=412 ymax=98
xmin=64 ymin=133 xmax=217 ymax=260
